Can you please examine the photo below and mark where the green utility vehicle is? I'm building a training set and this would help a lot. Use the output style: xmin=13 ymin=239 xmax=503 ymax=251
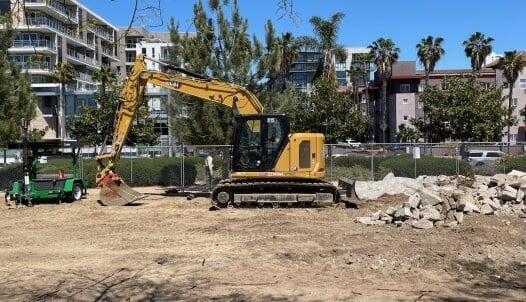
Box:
xmin=5 ymin=139 xmax=89 ymax=206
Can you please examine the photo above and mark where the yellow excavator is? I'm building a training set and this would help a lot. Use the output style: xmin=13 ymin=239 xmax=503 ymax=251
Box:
xmin=96 ymin=54 xmax=342 ymax=207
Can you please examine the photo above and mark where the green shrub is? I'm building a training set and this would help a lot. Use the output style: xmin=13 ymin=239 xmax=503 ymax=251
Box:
xmin=494 ymin=155 xmax=526 ymax=174
xmin=329 ymin=154 xmax=474 ymax=179
xmin=378 ymin=156 xmax=473 ymax=178
xmin=0 ymin=157 xmax=200 ymax=189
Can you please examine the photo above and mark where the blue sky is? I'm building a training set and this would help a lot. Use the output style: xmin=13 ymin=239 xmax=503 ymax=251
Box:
xmin=83 ymin=0 xmax=526 ymax=70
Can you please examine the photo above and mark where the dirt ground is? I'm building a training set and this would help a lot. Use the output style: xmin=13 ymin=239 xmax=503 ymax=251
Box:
xmin=1 ymin=186 xmax=525 ymax=302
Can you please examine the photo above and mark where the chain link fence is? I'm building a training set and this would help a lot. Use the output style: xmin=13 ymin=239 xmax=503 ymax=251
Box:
xmin=5 ymin=141 xmax=521 ymax=189
xmin=85 ymin=142 xmax=526 ymax=187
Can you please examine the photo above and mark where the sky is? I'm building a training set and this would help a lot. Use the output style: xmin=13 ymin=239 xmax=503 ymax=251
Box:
xmin=82 ymin=0 xmax=526 ymax=70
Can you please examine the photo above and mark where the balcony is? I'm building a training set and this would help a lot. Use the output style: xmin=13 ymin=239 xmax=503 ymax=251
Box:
xmin=66 ymin=48 xmax=97 ymax=67
xmin=88 ymin=25 xmax=113 ymax=41
xmin=10 ymin=39 xmax=56 ymax=53
xmin=25 ymin=0 xmax=78 ymax=23
xmin=26 ymin=16 xmax=90 ymax=48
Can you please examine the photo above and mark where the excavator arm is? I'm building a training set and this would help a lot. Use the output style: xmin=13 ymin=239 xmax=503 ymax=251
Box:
xmin=95 ymin=54 xmax=264 ymax=205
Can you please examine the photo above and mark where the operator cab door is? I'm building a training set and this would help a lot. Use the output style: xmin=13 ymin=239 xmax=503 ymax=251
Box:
xmin=232 ymin=114 xmax=289 ymax=172
xmin=287 ymin=133 xmax=324 ymax=176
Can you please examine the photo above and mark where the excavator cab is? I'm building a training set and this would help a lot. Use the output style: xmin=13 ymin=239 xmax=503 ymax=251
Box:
xmin=232 ymin=114 xmax=289 ymax=173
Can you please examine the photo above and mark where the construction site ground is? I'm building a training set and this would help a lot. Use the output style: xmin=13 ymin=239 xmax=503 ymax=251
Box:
xmin=1 ymin=186 xmax=525 ymax=301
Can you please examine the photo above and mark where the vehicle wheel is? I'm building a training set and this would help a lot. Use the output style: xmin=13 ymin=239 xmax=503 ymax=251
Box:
xmin=70 ymin=183 xmax=83 ymax=202
xmin=214 ymin=190 xmax=231 ymax=208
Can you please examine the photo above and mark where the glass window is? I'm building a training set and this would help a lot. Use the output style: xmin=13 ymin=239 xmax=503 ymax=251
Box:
xmin=402 ymin=98 xmax=408 ymax=104
xmin=400 ymin=84 xmax=410 ymax=93
xmin=299 ymin=140 xmax=311 ymax=169
xmin=519 ymin=79 xmax=526 ymax=89
xmin=511 ymin=98 xmax=518 ymax=108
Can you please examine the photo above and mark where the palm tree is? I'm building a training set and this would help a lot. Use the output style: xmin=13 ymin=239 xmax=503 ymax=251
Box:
xmin=369 ymin=38 xmax=400 ymax=143
xmin=347 ymin=66 xmax=362 ymax=103
xmin=416 ymin=35 xmax=445 ymax=88
xmin=308 ymin=12 xmax=347 ymax=80
xmin=52 ymin=63 xmax=75 ymax=141
xmin=416 ymin=35 xmax=445 ymax=145
xmin=93 ymin=64 xmax=117 ymax=97
xmin=463 ymin=32 xmax=494 ymax=74
xmin=498 ymin=50 xmax=526 ymax=149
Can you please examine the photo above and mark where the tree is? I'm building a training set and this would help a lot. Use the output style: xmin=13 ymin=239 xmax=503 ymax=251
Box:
xmin=415 ymin=76 xmax=507 ymax=142
xmin=498 ymin=51 xmax=526 ymax=148
xmin=167 ymin=0 xmax=298 ymax=145
xmin=416 ymin=35 xmax=445 ymax=144
xmin=92 ymin=64 xmax=117 ymax=98
xmin=416 ymin=35 xmax=445 ymax=88
xmin=463 ymin=32 xmax=494 ymax=74
xmin=293 ymin=78 xmax=371 ymax=143
xmin=67 ymin=74 xmax=158 ymax=147
xmin=257 ymin=23 xmax=299 ymax=93
xmin=308 ymin=12 xmax=347 ymax=80
xmin=369 ymin=37 xmax=400 ymax=143
xmin=0 ymin=13 xmax=37 ymax=146
xmin=347 ymin=66 xmax=362 ymax=103
xmin=397 ymin=124 xmax=421 ymax=143
xmin=52 ymin=63 xmax=75 ymax=140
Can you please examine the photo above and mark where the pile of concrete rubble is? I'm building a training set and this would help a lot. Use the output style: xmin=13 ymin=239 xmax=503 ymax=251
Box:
xmin=353 ymin=170 xmax=526 ymax=229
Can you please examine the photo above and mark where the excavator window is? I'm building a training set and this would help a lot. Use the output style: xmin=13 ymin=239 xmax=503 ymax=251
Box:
xmin=298 ymin=140 xmax=311 ymax=169
xmin=232 ymin=114 xmax=289 ymax=172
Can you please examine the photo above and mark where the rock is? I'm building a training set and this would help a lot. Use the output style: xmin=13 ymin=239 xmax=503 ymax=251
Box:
xmin=406 ymin=193 xmax=421 ymax=209
xmin=385 ymin=206 xmax=397 ymax=215
xmin=454 ymin=212 xmax=464 ymax=224
xmin=394 ymin=207 xmax=412 ymax=219
xmin=480 ymin=204 xmax=494 ymax=215
xmin=420 ymin=206 xmax=442 ymax=221
xmin=457 ymin=195 xmax=475 ymax=211
xmin=411 ymin=219 xmax=434 ymax=229
xmin=489 ymin=174 xmax=507 ymax=187
xmin=355 ymin=217 xmax=386 ymax=225
xmin=437 ymin=175 xmax=450 ymax=186
xmin=500 ymin=185 xmax=518 ymax=201
xmin=371 ymin=210 xmax=382 ymax=221
xmin=419 ymin=187 xmax=443 ymax=206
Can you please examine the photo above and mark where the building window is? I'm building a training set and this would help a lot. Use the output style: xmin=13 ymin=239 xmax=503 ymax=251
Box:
xmin=417 ymin=101 xmax=423 ymax=109
xmin=519 ymin=79 xmax=526 ymax=89
xmin=403 ymin=115 xmax=408 ymax=121
xmin=402 ymin=98 xmax=408 ymax=104
xmin=142 ymin=48 xmax=146 ymax=55
xmin=418 ymin=84 xmax=425 ymax=92
xmin=511 ymin=98 xmax=518 ymax=108
xmin=361 ymin=95 xmax=366 ymax=103
xmin=400 ymin=84 xmax=410 ymax=93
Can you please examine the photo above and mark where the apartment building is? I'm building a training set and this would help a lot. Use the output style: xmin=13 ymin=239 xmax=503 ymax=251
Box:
xmin=380 ymin=61 xmax=526 ymax=143
xmin=288 ymin=47 xmax=371 ymax=94
xmin=3 ymin=0 xmax=119 ymax=140
xmin=486 ymin=51 xmax=526 ymax=142
xmin=114 ymin=26 xmax=175 ymax=156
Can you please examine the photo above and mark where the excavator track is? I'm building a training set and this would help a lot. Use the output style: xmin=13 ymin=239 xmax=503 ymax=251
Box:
xmin=211 ymin=178 xmax=342 ymax=208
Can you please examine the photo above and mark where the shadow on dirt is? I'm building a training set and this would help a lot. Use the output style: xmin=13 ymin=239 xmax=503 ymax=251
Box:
xmin=8 ymin=265 xmax=316 ymax=302
xmin=426 ymin=258 xmax=526 ymax=301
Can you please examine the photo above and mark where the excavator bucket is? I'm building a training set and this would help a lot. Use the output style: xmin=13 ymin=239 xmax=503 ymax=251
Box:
xmin=98 ymin=179 xmax=147 ymax=206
